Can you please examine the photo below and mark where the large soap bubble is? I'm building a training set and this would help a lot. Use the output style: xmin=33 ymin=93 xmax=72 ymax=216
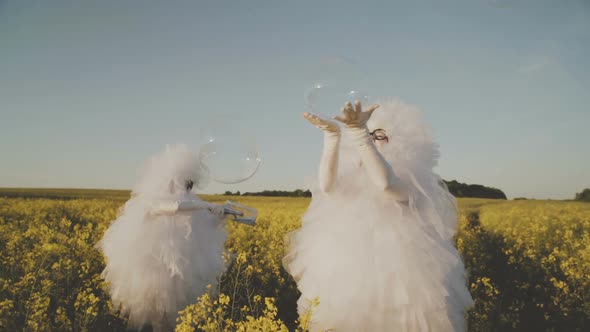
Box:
xmin=305 ymin=57 xmax=369 ymax=117
xmin=198 ymin=117 xmax=261 ymax=184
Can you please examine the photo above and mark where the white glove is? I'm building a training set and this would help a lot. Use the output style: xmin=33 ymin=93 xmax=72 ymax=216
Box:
xmin=207 ymin=204 xmax=226 ymax=218
xmin=334 ymin=101 xmax=409 ymax=201
xmin=177 ymin=200 xmax=212 ymax=212
xmin=303 ymin=112 xmax=341 ymax=192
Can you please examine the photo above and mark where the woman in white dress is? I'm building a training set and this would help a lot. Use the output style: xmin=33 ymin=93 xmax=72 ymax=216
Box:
xmin=284 ymin=99 xmax=474 ymax=331
xmin=98 ymin=144 xmax=229 ymax=331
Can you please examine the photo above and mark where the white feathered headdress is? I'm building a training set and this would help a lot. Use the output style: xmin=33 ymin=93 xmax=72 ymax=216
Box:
xmin=132 ymin=144 xmax=208 ymax=198
xmin=367 ymin=98 xmax=458 ymax=240
xmin=367 ymin=98 xmax=439 ymax=171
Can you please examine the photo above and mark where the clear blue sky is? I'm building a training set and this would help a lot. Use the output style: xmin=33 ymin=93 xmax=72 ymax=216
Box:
xmin=1 ymin=0 xmax=588 ymax=199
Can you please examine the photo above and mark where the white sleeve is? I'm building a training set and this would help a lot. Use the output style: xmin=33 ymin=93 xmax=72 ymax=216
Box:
xmin=176 ymin=200 xmax=213 ymax=212
xmin=347 ymin=127 xmax=409 ymax=201
xmin=318 ymin=132 xmax=340 ymax=193
xmin=149 ymin=200 xmax=212 ymax=216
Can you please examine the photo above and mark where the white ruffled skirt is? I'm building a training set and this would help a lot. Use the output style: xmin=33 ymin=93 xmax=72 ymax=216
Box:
xmin=284 ymin=190 xmax=473 ymax=332
xmin=98 ymin=199 xmax=227 ymax=331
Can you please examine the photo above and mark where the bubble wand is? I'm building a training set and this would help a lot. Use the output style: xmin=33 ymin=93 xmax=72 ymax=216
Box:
xmin=222 ymin=200 xmax=257 ymax=226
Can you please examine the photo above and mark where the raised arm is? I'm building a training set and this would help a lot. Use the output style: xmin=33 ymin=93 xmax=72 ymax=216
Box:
xmin=303 ymin=112 xmax=341 ymax=193
xmin=334 ymin=101 xmax=409 ymax=202
xmin=149 ymin=199 xmax=225 ymax=217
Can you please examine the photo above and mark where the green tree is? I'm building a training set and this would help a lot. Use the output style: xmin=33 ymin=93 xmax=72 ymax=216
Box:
xmin=575 ymin=188 xmax=590 ymax=202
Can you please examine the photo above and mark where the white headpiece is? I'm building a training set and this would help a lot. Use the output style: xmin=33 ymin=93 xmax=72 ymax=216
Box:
xmin=132 ymin=144 xmax=208 ymax=198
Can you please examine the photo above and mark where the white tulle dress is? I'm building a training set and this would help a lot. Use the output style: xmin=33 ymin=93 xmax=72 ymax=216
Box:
xmin=97 ymin=144 xmax=227 ymax=331
xmin=284 ymin=99 xmax=474 ymax=331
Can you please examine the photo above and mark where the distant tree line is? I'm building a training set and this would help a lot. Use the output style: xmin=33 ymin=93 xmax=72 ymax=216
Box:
xmin=224 ymin=189 xmax=312 ymax=197
xmin=222 ymin=180 xmax=508 ymax=199
xmin=442 ymin=180 xmax=507 ymax=199
xmin=575 ymin=188 xmax=590 ymax=202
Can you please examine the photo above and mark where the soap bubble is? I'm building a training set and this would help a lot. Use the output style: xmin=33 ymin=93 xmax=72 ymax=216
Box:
xmin=305 ymin=57 xmax=369 ymax=117
xmin=198 ymin=117 xmax=261 ymax=184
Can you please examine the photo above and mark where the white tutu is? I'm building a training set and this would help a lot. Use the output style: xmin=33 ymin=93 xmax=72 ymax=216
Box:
xmin=97 ymin=144 xmax=227 ymax=331
xmin=284 ymin=99 xmax=474 ymax=332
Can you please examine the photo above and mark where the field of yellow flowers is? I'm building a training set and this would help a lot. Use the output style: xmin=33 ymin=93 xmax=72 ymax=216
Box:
xmin=0 ymin=190 xmax=588 ymax=331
